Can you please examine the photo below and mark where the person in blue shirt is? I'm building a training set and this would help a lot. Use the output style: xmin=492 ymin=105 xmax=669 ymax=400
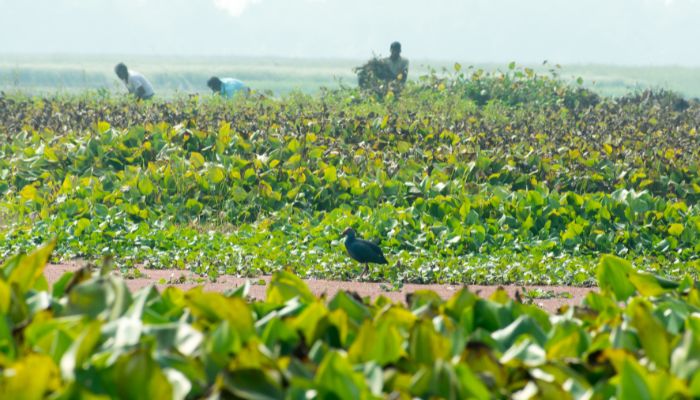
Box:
xmin=207 ymin=76 xmax=250 ymax=98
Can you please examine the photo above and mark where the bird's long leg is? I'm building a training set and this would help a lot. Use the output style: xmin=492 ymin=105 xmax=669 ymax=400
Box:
xmin=361 ymin=263 xmax=369 ymax=280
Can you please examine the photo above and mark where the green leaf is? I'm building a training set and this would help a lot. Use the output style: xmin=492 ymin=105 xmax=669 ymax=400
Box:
xmin=206 ymin=321 xmax=242 ymax=367
xmin=627 ymin=272 xmax=672 ymax=297
xmin=261 ymin=317 xmax=300 ymax=353
xmin=455 ymin=364 xmax=490 ymax=400
xmin=562 ymin=221 xmax=584 ymax=242
xmin=111 ymin=349 xmax=174 ymax=399
xmin=670 ymin=315 xmax=700 ymax=380
xmin=189 ymin=151 xmax=205 ymax=168
xmin=185 ymin=288 xmax=254 ymax=339
xmin=473 ymin=299 xmax=513 ymax=332
xmin=0 ymin=354 xmax=60 ymax=399
xmin=628 ymin=298 xmax=670 ymax=369
xmin=208 ymin=165 xmax=226 ymax=184
xmin=97 ymin=120 xmax=111 ymax=133
xmin=397 ymin=141 xmax=411 ymax=154
xmin=74 ymin=218 xmax=91 ymax=236
xmin=64 ymin=275 xmax=131 ymax=320
xmin=60 ymin=320 xmax=102 ymax=380
xmin=138 ymin=176 xmax=154 ymax=195
xmin=668 ymin=223 xmax=684 ymax=237
xmin=349 ymin=319 xmax=404 ymax=366
xmin=597 ymin=254 xmax=636 ymax=301
xmin=5 ymin=239 xmax=56 ymax=293
xmin=163 ymin=368 xmax=192 ymax=400
xmin=328 ymin=291 xmax=371 ymax=324
xmin=545 ymin=320 xmax=588 ymax=360
xmin=315 ymin=351 xmax=368 ymax=400
xmin=266 ymin=270 xmax=315 ymax=305
xmin=618 ymin=356 xmax=652 ymax=400
xmin=19 ymin=184 xmax=38 ymax=201
xmin=0 ymin=280 xmax=10 ymax=314
xmin=491 ymin=315 xmax=547 ymax=351
xmin=222 ymin=369 xmax=284 ymax=400
xmin=612 ymin=352 xmax=689 ymax=399
xmin=500 ymin=338 xmax=546 ymax=367
xmin=286 ymin=153 xmax=302 ymax=166
xmin=409 ymin=319 xmax=450 ymax=365
xmin=292 ymin=301 xmax=328 ymax=343
xmin=323 ymin=166 xmax=337 ymax=183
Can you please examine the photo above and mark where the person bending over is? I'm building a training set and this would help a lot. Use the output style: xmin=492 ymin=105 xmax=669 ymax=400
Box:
xmin=114 ymin=63 xmax=154 ymax=100
xmin=207 ymin=76 xmax=250 ymax=98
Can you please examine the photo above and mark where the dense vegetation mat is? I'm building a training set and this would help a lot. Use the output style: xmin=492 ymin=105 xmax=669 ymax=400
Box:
xmin=1 ymin=67 xmax=699 ymax=285
xmin=1 ymin=242 xmax=700 ymax=398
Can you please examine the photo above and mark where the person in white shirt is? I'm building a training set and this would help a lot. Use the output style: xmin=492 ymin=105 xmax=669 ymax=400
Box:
xmin=114 ymin=63 xmax=155 ymax=100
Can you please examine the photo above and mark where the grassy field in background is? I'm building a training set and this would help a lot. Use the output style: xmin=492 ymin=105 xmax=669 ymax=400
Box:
xmin=1 ymin=54 xmax=699 ymax=98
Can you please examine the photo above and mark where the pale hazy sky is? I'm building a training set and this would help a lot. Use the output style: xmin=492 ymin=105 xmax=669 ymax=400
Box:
xmin=1 ymin=0 xmax=699 ymax=65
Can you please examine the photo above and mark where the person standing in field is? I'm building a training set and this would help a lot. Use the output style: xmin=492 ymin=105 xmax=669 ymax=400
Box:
xmin=207 ymin=76 xmax=250 ymax=98
xmin=383 ymin=41 xmax=408 ymax=83
xmin=114 ymin=63 xmax=154 ymax=100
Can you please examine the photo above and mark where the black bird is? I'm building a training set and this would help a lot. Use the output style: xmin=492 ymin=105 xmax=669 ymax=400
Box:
xmin=341 ymin=227 xmax=388 ymax=279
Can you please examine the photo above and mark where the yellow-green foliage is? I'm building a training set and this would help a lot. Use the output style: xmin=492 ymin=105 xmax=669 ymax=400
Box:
xmin=1 ymin=244 xmax=700 ymax=398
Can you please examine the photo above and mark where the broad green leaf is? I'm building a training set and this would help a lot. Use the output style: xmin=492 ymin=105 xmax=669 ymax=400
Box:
xmin=208 ymin=165 xmax=226 ymax=184
xmin=185 ymin=288 xmax=254 ymax=339
xmin=63 ymin=275 xmax=132 ymax=320
xmin=266 ymin=270 xmax=315 ymax=305
xmin=444 ymin=288 xmax=477 ymax=321
xmin=349 ymin=319 xmax=404 ymax=366
xmin=328 ymin=291 xmax=371 ymax=324
xmin=491 ymin=315 xmax=547 ymax=351
xmin=323 ymin=166 xmax=337 ymax=183
xmin=597 ymin=254 xmax=636 ymax=301
xmin=315 ymin=351 xmax=367 ymax=400
xmin=0 ymin=280 xmax=9 ymax=314
xmin=627 ymin=298 xmax=671 ymax=369
xmin=137 ymin=176 xmax=154 ymax=195
xmin=164 ymin=368 xmax=192 ymax=400
xmin=24 ymin=314 xmax=77 ymax=364
xmin=292 ymin=301 xmax=328 ymax=343
xmin=111 ymin=349 xmax=173 ymax=399
xmin=455 ymin=364 xmax=490 ymax=400
xmin=409 ymin=319 xmax=450 ymax=365
xmin=422 ymin=360 xmax=465 ymax=400
xmin=500 ymin=338 xmax=546 ymax=367
xmin=206 ymin=320 xmax=242 ymax=367
xmin=222 ymin=368 xmax=284 ymax=400
xmin=261 ymin=317 xmax=300 ymax=353
xmin=473 ymin=299 xmax=513 ymax=332
xmin=97 ymin=121 xmax=111 ymax=133
xmin=60 ymin=320 xmax=102 ymax=380
xmin=0 ymin=354 xmax=60 ymax=399
xmin=6 ymin=239 xmax=56 ymax=293
xmin=670 ymin=315 xmax=700 ymax=379
xmin=189 ymin=151 xmax=205 ymax=168
xmin=545 ymin=320 xmax=588 ymax=360
xmin=19 ymin=184 xmax=38 ymax=201
xmin=627 ymin=272 xmax=674 ymax=297
xmin=74 ymin=218 xmax=91 ymax=236
xmin=615 ymin=354 xmax=689 ymax=400
xmin=668 ymin=223 xmax=684 ymax=237
xmin=397 ymin=141 xmax=411 ymax=154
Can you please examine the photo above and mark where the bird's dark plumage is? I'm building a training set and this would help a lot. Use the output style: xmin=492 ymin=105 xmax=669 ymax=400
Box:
xmin=341 ymin=227 xmax=388 ymax=278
